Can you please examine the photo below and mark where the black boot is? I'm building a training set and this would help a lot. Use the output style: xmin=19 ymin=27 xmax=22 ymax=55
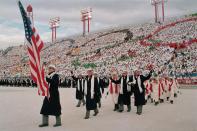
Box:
xmin=127 ymin=105 xmax=131 ymax=112
xmin=148 ymin=95 xmax=151 ymax=99
xmin=98 ymin=101 xmax=101 ymax=108
xmin=39 ymin=115 xmax=49 ymax=127
xmin=155 ymin=101 xmax=159 ymax=106
xmin=114 ymin=104 xmax=118 ymax=111
xmin=136 ymin=106 xmax=140 ymax=115
xmin=160 ymin=99 xmax=164 ymax=103
xmin=82 ymin=99 xmax=86 ymax=106
xmin=170 ymin=100 xmax=173 ymax=104
xmin=118 ymin=104 xmax=124 ymax=112
xmin=151 ymin=98 xmax=153 ymax=103
xmin=93 ymin=108 xmax=99 ymax=116
xmin=53 ymin=116 xmax=61 ymax=127
xmin=84 ymin=110 xmax=90 ymax=119
xmin=113 ymin=104 xmax=117 ymax=111
xmin=76 ymin=100 xmax=81 ymax=107
xmin=167 ymin=97 xmax=169 ymax=101
xmin=137 ymin=106 xmax=143 ymax=115
xmin=174 ymin=93 xmax=177 ymax=98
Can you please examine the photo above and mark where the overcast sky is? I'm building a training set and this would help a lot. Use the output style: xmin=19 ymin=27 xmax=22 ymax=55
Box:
xmin=0 ymin=0 xmax=196 ymax=49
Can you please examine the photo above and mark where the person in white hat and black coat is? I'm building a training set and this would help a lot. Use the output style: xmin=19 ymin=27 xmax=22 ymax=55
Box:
xmin=39 ymin=65 xmax=62 ymax=127
xmin=83 ymin=68 xmax=100 ymax=119
xmin=133 ymin=69 xmax=153 ymax=115
xmin=71 ymin=71 xmax=86 ymax=107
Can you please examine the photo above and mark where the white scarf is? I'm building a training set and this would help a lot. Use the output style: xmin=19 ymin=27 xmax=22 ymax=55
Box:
xmin=77 ymin=78 xmax=84 ymax=91
xmin=132 ymin=71 xmax=136 ymax=83
xmin=46 ymin=72 xmax=56 ymax=99
xmin=97 ymin=78 xmax=103 ymax=94
xmin=47 ymin=72 xmax=56 ymax=78
xmin=84 ymin=80 xmax=87 ymax=95
xmin=46 ymin=72 xmax=56 ymax=88
xmin=91 ymin=76 xmax=95 ymax=98
xmin=84 ymin=76 xmax=95 ymax=99
xmin=137 ymin=76 xmax=143 ymax=93
xmin=131 ymin=71 xmax=136 ymax=85
xmin=120 ymin=76 xmax=129 ymax=94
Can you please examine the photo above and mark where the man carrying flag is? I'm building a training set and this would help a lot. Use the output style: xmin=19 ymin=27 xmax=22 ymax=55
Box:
xmin=40 ymin=65 xmax=62 ymax=127
xmin=18 ymin=1 xmax=61 ymax=127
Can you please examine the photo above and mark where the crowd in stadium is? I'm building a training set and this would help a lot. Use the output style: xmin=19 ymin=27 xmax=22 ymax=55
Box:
xmin=0 ymin=15 xmax=196 ymax=84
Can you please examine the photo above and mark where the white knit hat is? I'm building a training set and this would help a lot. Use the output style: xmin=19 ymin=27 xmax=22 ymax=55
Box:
xmin=48 ymin=64 xmax=56 ymax=70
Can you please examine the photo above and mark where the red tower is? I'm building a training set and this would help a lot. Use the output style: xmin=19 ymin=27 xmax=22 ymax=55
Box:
xmin=150 ymin=0 xmax=167 ymax=23
xmin=49 ymin=17 xmax=60 ymax=43
xmin=81 ymin=8 xmax=92 ymax=36
xmin=26 ymin=4 xmax=34 ymax=26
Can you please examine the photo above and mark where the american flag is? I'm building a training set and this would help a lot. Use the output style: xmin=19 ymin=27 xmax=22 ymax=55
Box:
xmin=18 ymin=1 xmax=49 ymax=96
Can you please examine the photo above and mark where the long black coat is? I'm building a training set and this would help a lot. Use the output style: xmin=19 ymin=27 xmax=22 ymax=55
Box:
xmin=40 ymin=73 xmax=61 ymax=116
xmin=133 ymin=73 xmax=152 ymax=106
xmin=95 ymin=77 xmax=104 ymax=103
xmin=111 ymin=76 xmax=133 ymax=105
xmin=85 ymin=76 xmax=100 ymax=110
xmin=72 ymin=76 xmax=85 ymax=100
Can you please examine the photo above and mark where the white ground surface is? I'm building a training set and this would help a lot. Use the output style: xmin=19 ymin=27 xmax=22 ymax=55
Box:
xmin=0 ymin=87 xmax=197 ymax=131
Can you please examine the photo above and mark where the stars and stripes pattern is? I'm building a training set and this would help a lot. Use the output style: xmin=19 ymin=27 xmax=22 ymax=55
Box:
xmin=18 ymin=1 xmax=49 ymax=96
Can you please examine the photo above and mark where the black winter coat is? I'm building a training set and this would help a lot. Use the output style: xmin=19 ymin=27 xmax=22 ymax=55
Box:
xmin=72 ymin=76 xmax=85 ymax=100
xmin=111 ymin=76 xmax=133 ymax=105
xmin=85 ymin=76 xmax=100 ymax=110
xmin=133 ymin=73 xmax=152 ymax=106
xmin=40 ymin=73 xmax=61 ymax=116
